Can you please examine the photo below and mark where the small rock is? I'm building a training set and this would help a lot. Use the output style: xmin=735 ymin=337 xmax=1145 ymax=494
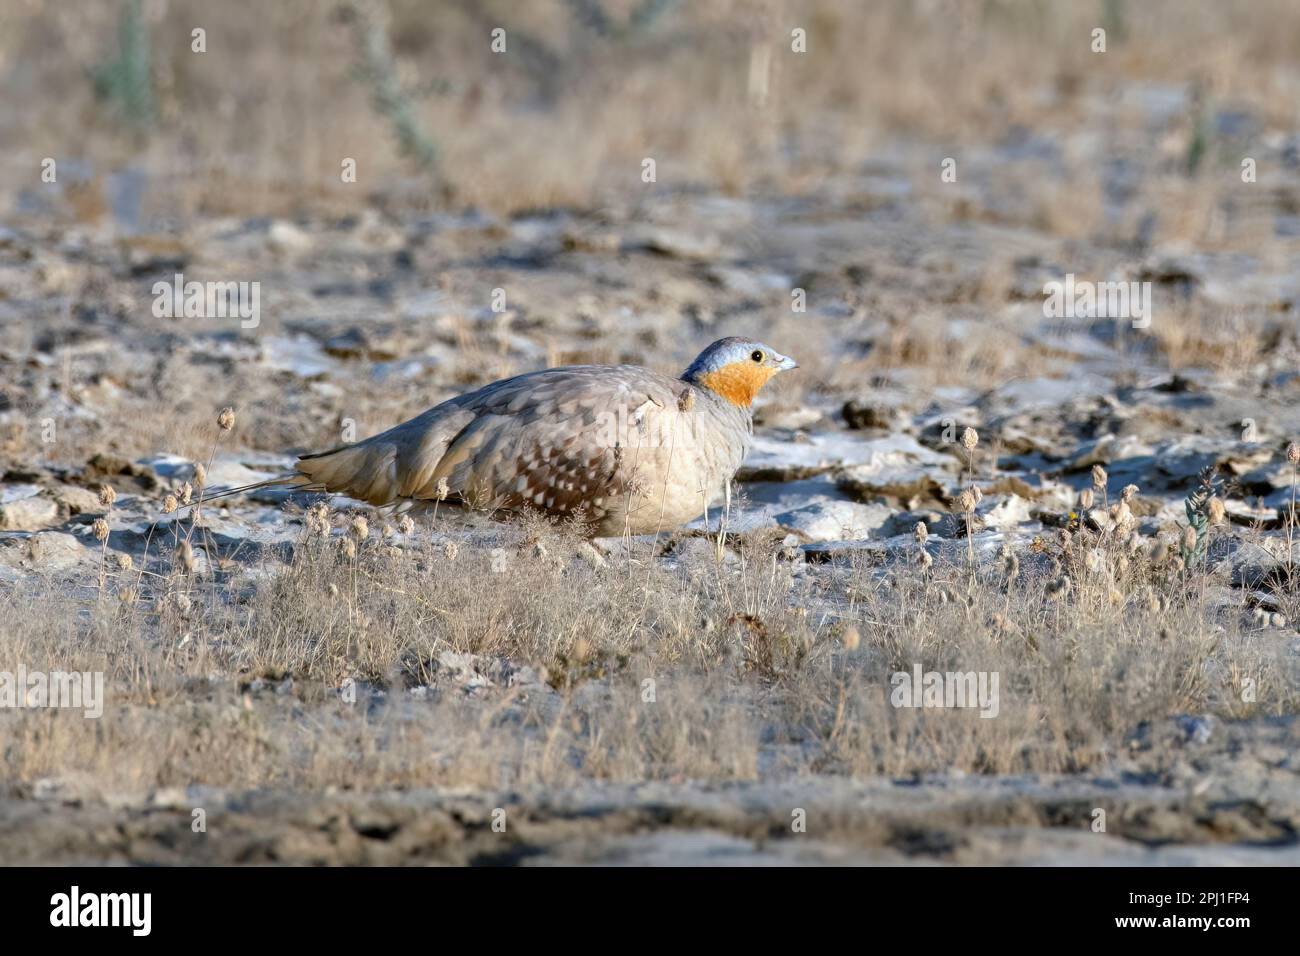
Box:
xmin=435 ymin=651 xmax=494 ymax=691
xmin=1175 ymin=714 xmax=1215 ymax=744
xmin=774 ymin=500 xmax=892 ymax=541
xmin=135 ymin=454 xmax=196 ymax=483
xmin=842 ymin=400 xmax=906 ymax=431
xmin=150 ymin=787 xmax=190 ymax=809
xmin=31 ymin=778 xmax=64 ymax=800
xmin=52 ymin=485 xmax=102 ymax=515
xmin=978 ymin=494 xmax=1034 ymax=530
xmin=267 ymin=220 xmax=313 ymax=255
xmin=81 ymin=453 xmax=161 ymax=494
xmin=1 ymin=484 xmax=43 ymax=504
xmin=756 ymin=404 xmax=825 ymax=430
xmin=623 ymin=226 xmax=724 ymax=260
xmin=8 ymin=531 xmax=89 ymax=570
xmin=837 ymin=467 xmax=946 ymax=508
xmin=745 ymin=432 xmax=955 ymax=483
xmin=0 ymin=493 xmax=60 ymax=530
xmin=879 ymin=508 xmax=948 ymax=538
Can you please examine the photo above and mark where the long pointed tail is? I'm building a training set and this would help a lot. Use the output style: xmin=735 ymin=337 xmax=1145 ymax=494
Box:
xmin=202 ymin=440 xmax=399 ymax=505
xmin=202 ymin=474 xmax=317 ymax=501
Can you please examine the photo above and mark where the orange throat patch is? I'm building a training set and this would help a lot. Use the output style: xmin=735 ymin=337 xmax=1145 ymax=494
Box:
xmin=697 ymin=363 xmax=777 ymax=407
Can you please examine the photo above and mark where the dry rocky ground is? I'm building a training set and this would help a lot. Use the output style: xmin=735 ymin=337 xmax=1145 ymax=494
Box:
xmin=3 ymin=94 xmax=1300 ymax=862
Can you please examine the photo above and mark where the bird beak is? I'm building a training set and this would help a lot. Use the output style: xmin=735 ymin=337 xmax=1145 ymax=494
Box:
xmin=775 ymin=353 xmax=799 ymax=371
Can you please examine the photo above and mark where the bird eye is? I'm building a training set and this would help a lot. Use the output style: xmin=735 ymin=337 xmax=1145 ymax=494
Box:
xmin=751 ymin=350 xmax=764 ymax=363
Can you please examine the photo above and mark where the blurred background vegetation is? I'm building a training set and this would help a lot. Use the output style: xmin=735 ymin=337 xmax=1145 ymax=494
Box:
xmin=0 ymin=0 xmax=1297 ymax=222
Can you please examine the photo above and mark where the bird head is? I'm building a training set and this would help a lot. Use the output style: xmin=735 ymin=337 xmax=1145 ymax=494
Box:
xmin=681 ymin=337 xmax=798 ymax=407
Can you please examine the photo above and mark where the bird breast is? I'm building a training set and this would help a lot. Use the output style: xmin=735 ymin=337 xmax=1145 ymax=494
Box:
xmin=596 ymin=387 xmax=751 ymax=531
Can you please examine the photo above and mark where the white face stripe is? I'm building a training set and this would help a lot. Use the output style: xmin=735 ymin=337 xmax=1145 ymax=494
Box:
xmin=739 ymin=343 xmax=791 ymax=364
xmin=686 ymin=339 xmax=798 ymax=377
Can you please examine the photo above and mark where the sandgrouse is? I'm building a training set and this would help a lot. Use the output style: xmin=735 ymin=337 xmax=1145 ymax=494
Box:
xmin=221 ymin=337 xmax=797 ymax=536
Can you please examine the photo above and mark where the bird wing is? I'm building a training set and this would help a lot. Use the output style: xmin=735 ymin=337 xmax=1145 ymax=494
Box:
xmin=430 ymin=365 xmax=691 ymax=514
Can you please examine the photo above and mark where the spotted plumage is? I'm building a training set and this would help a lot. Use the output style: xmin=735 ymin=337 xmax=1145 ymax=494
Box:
xmin=218 ymin=337 xmax=797 ymax=536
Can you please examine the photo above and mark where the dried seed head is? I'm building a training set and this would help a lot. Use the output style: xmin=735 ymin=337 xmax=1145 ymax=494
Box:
xmin=1078 ymin=488 xmax=1094 ymax=510
xmin=1207 ymin=496 xmax=1226 ymax=525
xmin=162 ymin=494 xmax=179 ymax=514
xmin=175 ymin=593 xmax=192 ymax=615
xmin=1121 ymin=483 xmax=1139 ymax=503
xmin=92 ymin=517 xmax=110 ymax=542
xmin=179 ymin=481 xmax=194 ymax=506
xmin=306 ymin=502 xmax=332 ymax=536
xmin=443 ymin=540 xmax=459 ymax=561
xmin=1091 ymin=464 xmax=1108 ymax=492
xmin=1058 ymin=528 xmax=1072 ymax=549
xmin=98 ymin=484 xmax=117 ymax=508
xmin=916 ymin=548 xmax=933 ymax=570
xmin=397 ymin=515 xmax=415 ymax=535
xmin=339 ymin=538 xmax=357 ymax=560
xmin=114 ymin=552 xmax=132 ymax=571
xmin=1181 ymin=524 xmax=1198 ymax=552
xmin=1289 ymin=442 xmax=1300 ymax=464
xmin=960 ymin=427 xmax=979 ymax=452
xmin=956 ymin=488 xmax=978 ymax=513
xmin=350 ymin=516 xmax=369 ymax=541
xmin=217 ymin=407 xmax=236 ymax=432
xmin=913 ymin=521 xmax=929 ymax=545
xmin=435 ymin=477 xmax=450 ymax=502
xmin=573 ymin=637 xmax=592 ymax=662
xmin=177 ymin=539 xmax=196 ymax=573
xmin=193 ymin=463 xmax=207 ymax=489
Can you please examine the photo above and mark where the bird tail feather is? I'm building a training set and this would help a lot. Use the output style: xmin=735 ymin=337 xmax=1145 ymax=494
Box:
xmin=295 ymin=442 xmax=398 ymax=504
xmin=202 ymin=474 xmax=317 ymax=501
xmin=203 ymin=442 xmax=400 ymax=505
